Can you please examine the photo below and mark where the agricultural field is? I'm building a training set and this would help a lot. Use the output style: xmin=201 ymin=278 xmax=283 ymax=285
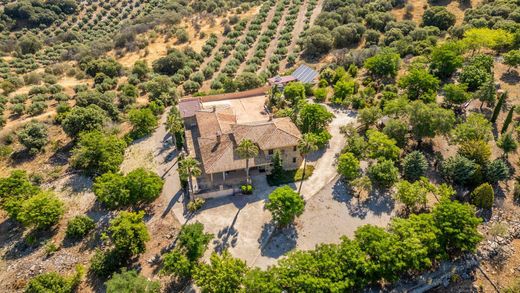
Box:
xmin=0 ymin=0 xmax=520 ymax=292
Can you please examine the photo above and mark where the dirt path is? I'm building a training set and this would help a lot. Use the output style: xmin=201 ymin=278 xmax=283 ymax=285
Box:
xmin=309 ymin=0 xmax=324 ymax=24
xmin=258 ymin=5 xmax=290 ymax=73
xmin=235 ymin=4 xmax=278 ymax=75
xmin=300 ymin=105 xmax=356 ymax=200
xmin=279 ymin=0 xmax=309 ymax=70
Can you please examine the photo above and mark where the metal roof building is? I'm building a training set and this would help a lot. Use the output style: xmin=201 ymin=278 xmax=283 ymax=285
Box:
xmin=291 ymin=64 xmax=319 ymax=84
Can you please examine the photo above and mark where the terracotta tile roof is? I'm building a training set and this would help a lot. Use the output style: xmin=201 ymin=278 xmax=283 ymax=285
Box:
xmin=179 ymin=98 xmax=201 ymax=118
xmin=193 ymin=110 xmax=301 ymax=174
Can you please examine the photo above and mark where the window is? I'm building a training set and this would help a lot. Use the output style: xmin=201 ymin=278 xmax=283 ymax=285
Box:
xmin=292 ymin=157 xmax=296 ymax=163
xmin=268 ymin=149 xmax=274 ymax=155
xmin=293 ymin=146 xmax=297 ymax=151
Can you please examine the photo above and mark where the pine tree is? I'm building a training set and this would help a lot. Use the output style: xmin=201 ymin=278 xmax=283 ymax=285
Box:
xmin=491 ymin=91 xmax=506 ymax=123
xmin=270 ymin=150 xmax=284 ymax=179
xmin=501 ymin=105 xmax=515 ymax=134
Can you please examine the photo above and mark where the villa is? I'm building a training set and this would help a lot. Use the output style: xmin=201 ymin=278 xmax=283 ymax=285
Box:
xmin=179 ymin=94 xmax=303 ymax=196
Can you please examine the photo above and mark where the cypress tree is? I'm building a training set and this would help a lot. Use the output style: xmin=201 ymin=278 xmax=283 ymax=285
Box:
xmin=491 ymin=91 xmax=506 ymax=123
xmin=501 ymin=105 xmax=515 ymax=134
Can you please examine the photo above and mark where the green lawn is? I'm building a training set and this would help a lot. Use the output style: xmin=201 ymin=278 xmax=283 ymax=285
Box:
xmin=266 ymin=165 xmax=315 ymax=186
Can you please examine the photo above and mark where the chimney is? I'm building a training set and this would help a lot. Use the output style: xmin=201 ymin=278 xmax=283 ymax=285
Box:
xmin=212 ymin=105 xmax=216 ymax=112
xmin=216 ymin=131 xmax=221 ymax=143
xmin=268 ymin=113 xmax=273 ymax=121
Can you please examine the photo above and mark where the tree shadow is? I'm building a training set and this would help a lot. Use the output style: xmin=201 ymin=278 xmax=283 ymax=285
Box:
xmin=47 ymin=140 xmax=75 ymax=166
xmin=62 ymin=173 xmax=93 ymax=194
xmin=0 ymin=218 xmax=23 ymax=249
xmin=331 ymin=179 xmax=395 ymax=219
xmin=161 ymin=189 xmax=184 ymax=218
xmin=3 ymin=228 xmax=57 ymax=260
xmin=500 ymin=70 xmax=519 ymax=85
xmin=258 ymin=223 xmax=298 ymax=259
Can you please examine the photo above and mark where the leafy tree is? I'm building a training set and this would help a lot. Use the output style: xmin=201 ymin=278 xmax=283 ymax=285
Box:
xmin=463 ymin=28 xmax=514 ymax=52
xmin=394 ymin=180 xmax=428 ymax=213
xmin=422 ymin=6 xmax=456 ymax=30
xmin=125 ymin=168 xmax=164 ymax=204
xmin=178 ymin=157 xmax=202 ymax=198
xmin=408 ymin=101 xmax=455 ymax=144
xmin=70 ymin=131 xmax=127 ymax=176
xmin=443 ymin=83 xmax=470 ymax=106
xmin=283 ymin=82 xmax=306 ymax=106
xmin=62 ymin=105 xmax=109 ymax=138
xmin=432 ymin=199 xmax=482 ymax=255
xmin=265 ymin=186 xmax=305 ymax=227
xmin=398 ymin=68 xmax=439 ymax=103
xmin=459 ymin=65 xmax=491 ymax=92
xmin=178 ymin=222 xmax=213 ymax=261
xmin=161 ymin=249 xmax=193 ymax=279
xmin=66 ymin=215 xmax=95 ymax=239
xmin=152 ymin=49 xmax=187 ymax=75
xmin=17 ymin=121 xmax=48 ymax=154
xmin=297 ymin=133 xmax=319 ymax=194
xmin=367 ymin=159 xmax=399 ymax=188
xmin=402 ymin=151 xmax=428 ymax=182
xmin=485 ymin=159 xmax=510 ymax=184
xmin=332 ymin=23 xmax=365 ymax=48
xmin=18 ymin=191 xmax=65 ymax=230
xmin=235 ymin=72 xmax=263 ymax=91
xmin=165 ymin=107 xmax=185 ymax=148
xmin=243 ymin=269 xmax=279 ymax=292
xmin=93 ymin=172 xmax=129 ymax=208
xmin=354 ymin=225 xmax=401 ymax=282
xmin=108 ymin=211 xmax=150 ymax=256
xmin=440 ymin=155 xmax=479 ymax=186
xmin=451 ymin=113 xmax=492 ymax=143
xmin=193 ymin=251 xmax=248 ymax=293
xmin=389 ymin=213 xmax=441 ymax=272
xmin=333 ymin=79 xmax=356 ymax=101
xmin=18 ymin=34 xmax=42 ymax=55
xmin=237 ymin=139 xmax=259 ymax=185
xmin=364 ymin=50 xmax=400 ymax=78
xmin=145 ymin=75 xmax=178 ymax=106
xmin=471 ymin=183 xmax=494 ymax=210
xmin=366 ymin=130 xmax=401 ymax=161
xmin=105 ymin=270 xmax=159 ymax=293
xmin=84 ymin=58 xmax=122 ymax=78
xmin=298 ymin=103 xmax=334 ymax=134
xmin=504 ymin=49 xmax=520 ymax=71
xmin=128 ymin=108 xmax=158 ymax=139
xmin=132 ymin=60 xmax=150 ymax=81
xmin=474 ymin=78 xmax=496 ymax=110
xmin=351 ymin=176 xmax=373 ymax=201
xmin=457 ymin=140 xmax=491 ymax=165
xmin=429 ymin=42 xmax=464 ymax=78
xmin=358 ymin=106 xmax=382 ymax=130
xmin=0 ymin=170 xmax=40 ymax=219
xmin=303 ymin=26 xmax=334 ymax=56
xmin=337 ymin=152 xmax=360 ymax=181
xmin=497 ymin=132 xmax=517 ymax=157
xmin=383 ymin=118 xmax=408 ymax=147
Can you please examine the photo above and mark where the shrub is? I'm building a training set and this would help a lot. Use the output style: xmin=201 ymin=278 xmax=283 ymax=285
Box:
xmin=178 ymin=222 xmax=213 ymax=261
xmin=17 ymin=121 xmax=48 ymax=154
xmin=485 ymin=159 xmax=510 ymax=184
xmin=441 ymin=155 xmax=479 ymax=186
xmin=66 ymin=215 xmax=95 ymax=239
xmin=265 ymin=186 xmax=305 ymax=226
xmin=187 ymin=198 xmax=205 ymax=212
xmin=422 ymin=6 xmax=456 ymax=30
xmin=90 ymin=249 xmax=126 ymax=278
xmin=337 ymin=152 xmax=360 ymax=181
xmin=18 ymin=191 xmax=65 ymax=229
xmin=25 ymin=269 xmax=82 ymax=293
xmin=367 ymin=159 xmax=399 ymax=188
xmin=62 ymin=105 xmax=109 ymax=138
xmin=402 ymin=151 xmax=428 ymax=182
xmin=161 ymin=249 xmax=192 ymax=278
xmin=109 ymin=211 xmax=150 ymax=256
xmin=70 ymin=131 xmax=127 ymax=176
xmin=241 ymin=184 xmax=253 ymax=194
xmin=471 ymin=183 xmax=494 ymax=209
xmin=105 ymin=270 xmax=160 ymax=293
xmin=364 ymin=50 xmax=400 ymax=78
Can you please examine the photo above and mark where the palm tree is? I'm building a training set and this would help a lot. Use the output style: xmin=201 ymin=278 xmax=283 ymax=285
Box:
xmin=237 ymin=139 xmax=259 ymax=185
xmin=351 ymin=176 xmax=372 ymax=206
xmin=178 ymin=156 xmax=202 ymax=200
xmin=297 ymin=133 xmax=318 ymax=195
